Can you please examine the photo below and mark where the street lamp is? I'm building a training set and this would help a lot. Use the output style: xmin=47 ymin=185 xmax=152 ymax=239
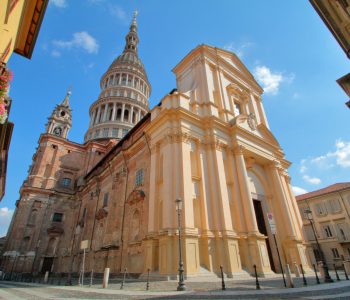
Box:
xmin=175 ymin=198 xmax=186 ymax=291
xmin=304 ymin=209 xmax=333 ymax=283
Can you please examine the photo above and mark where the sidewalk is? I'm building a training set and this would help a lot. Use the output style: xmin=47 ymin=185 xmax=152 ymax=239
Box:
xmin=1 ymin=272 xmax=349 ymax=299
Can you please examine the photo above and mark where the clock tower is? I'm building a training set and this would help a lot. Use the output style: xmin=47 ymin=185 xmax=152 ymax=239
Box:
xmin=46 ymin=90 xmax=72 ymax=139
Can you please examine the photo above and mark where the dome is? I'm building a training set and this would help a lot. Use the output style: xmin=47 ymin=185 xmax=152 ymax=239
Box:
xmin=84 ymin=12 xmax=151 ymax=143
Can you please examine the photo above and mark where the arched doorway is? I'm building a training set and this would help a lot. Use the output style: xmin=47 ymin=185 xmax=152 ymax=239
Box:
xmin=247 ymin=170 xmax=276 ymax=272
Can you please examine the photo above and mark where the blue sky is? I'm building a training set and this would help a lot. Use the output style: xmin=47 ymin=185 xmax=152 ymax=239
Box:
xmin=1 ymin=0 xmax=349 ymax=236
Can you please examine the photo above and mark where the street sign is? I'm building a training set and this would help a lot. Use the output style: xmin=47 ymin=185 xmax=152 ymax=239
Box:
xmin=267 ymin=212 xmax=277 ymax=234
xmin=80 ymin=240 xmax=89 ymax=250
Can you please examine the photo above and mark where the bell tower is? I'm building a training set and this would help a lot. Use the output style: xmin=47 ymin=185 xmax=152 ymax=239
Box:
xmin=46 ymin=90 xmax=72 ymax=139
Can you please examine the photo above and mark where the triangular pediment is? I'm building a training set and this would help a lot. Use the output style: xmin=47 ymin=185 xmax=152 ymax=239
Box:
xmin=203 ymin=45 xmax=262 ymax=92
xmin=256 ymin=123 xmax=280 ymax=148
xmin=173 ymin=44 xmax=263 ymax=94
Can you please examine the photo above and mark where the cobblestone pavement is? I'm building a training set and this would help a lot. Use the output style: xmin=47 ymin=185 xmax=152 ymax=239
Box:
xmin=0 ymin=272 xmax=349 ymax=299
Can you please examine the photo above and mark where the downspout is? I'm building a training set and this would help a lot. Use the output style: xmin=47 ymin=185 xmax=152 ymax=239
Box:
xmin=119 ymin=149 xmax=129 ymax=273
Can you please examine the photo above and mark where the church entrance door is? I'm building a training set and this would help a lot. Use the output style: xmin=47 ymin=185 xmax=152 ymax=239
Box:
xmin=41 ymin=257 xmax=54 ymax=274
xmin=253 ymin=199 xmax=276 ymax=272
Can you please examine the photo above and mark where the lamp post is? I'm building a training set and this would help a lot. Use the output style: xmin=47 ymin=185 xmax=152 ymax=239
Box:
xmin=304 ymin=209 xmax=333 ymax=283
xmin=175 ymin=198 xmax=186 ymax=291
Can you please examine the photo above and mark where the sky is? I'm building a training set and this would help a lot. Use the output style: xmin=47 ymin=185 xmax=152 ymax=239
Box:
xmin=0 ymin=0 xmax=349 ymax=236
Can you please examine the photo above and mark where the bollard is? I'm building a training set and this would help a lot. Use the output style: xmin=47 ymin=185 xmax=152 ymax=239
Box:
xmin=220 ymin=265 xmax=226 ymax=290
xmin=253 ymin=264 xmax=261 ymax=290
xmin=313 ymin=264 xmax=320 ymax=284
xmin=344 ymin=266 xmax=349 ymax=281
xmin=285 ymin=264 xmax=294 ymax=288
xmin=89 ymin=269 xmax=94 ymax=287
xmin=334 ymin=264 xmax=340 ymax=281
xmin=300 ymin=264 xmax=307 ymax=286
xmin=44 ymin=271 xmax=49 ymax=284
xmin=120 ymin=268 xmax=127 ymax=289
xmin=146 ymin=268 xmax=150 ymax=290
xmin=103 ymin=268 xmax=110 ymax=289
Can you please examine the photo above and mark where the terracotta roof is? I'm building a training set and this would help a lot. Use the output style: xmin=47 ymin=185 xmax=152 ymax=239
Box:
xmin=296 ymin=182 xmax=350 ymax=201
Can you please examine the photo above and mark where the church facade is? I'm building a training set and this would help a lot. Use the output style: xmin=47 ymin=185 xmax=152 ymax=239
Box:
xmin=2 ymin=15 xmax=309 ymax=279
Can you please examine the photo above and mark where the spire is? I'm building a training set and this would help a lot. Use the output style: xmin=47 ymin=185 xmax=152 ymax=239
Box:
xmin=60 ymin=88 xmax=71 ymax=107
xmin=124 ymin=11 xmax=139 ymax=53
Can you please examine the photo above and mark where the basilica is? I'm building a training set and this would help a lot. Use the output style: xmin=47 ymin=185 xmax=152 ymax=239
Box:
xmin=2 ymin=14 xmax=309 ymax=279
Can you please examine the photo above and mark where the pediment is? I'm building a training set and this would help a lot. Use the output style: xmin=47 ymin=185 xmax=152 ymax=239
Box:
xmin=202 ymin=45 xmax=263 ymax=93
xmin=256 ymin=123 xmax=281 ymax=148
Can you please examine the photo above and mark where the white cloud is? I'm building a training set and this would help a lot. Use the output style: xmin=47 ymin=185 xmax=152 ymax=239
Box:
xmin=88 ymin=0 xmax=127 ymax=21
xmin=51 ymin=49 xmax=61 ymax=57
xmin=292 ymin=186 xmax=308 ymax=196
xmin=310 ymin=139 xmax=350 ymax=169
xmin=109 ymin=5 xmax=127 ymax=21
xmin=302 ymin=175 xmax=321 ymax=185
xmin=223 ymin=42 xmax=254 ymax=58
xmin=253 ymin=66 xmax=284 ymax=95
xmin=0 ymin=207 xmax=14 ymax=237
xmin=51 ymin=0 xmax=67 ymax=8
xmin=52 ymin=31 xmax=99 ymax=54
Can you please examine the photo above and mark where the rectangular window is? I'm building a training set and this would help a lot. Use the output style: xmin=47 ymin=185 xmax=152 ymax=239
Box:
xmin=103 ymin=192 xmax=109 ymax=207
xmin=331 ymin=248 xmax=340 ymax=259
xmin=122 ymin=129 xmax=128 ymax=137
xmin=313 ymin=249 xmax=322 ymax=261
xmin=53 ymin=213 xmax=63 ymax=222
xmin=61 ymin=178 xmax=71 ymax=187
xmin=95 ymin=129 xmax=100 ymax=138
xmin=328 ymin=199 xmax=342 ymax=214
xmin=315 ymin=202 xmax=327 ymax=216
xmin=234 ymin=102 xmax=242 ymax=115
xmin=135 ymin=169 xmax=144 ymax=187
xmin=103 ymin=128 xmax=109 ymax=137
xmin=112 ymin=128 xmax=118 ymax=137
xmin=323 ymin=225 xmax=333 ymax=238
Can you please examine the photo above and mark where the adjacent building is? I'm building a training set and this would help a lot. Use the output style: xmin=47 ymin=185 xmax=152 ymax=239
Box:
xmin=296 ymin=182 xmax=350 ymax=268
xmin=2 ymin=14 xmax=309 ymax=279
xmin=309 ymin=0 xmax=350 ymax=108
xmin=0 ymin=0 xmax=48 ymax=200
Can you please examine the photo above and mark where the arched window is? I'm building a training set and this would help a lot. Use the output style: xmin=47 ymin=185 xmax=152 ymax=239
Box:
xmin=116 ymin=108 xmax=122 ymax=121
xmin=124 ymin=109 xmax=129 ymax=122
xmin=109 ymin=106 xmax=113 ymax=121
xmin=61 ymin=178 xmax=71 ymax=187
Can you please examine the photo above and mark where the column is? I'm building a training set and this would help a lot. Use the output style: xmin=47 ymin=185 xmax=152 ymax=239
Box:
xmin=177 ymin=137 xmax=194 ymax=228
xmin=233 ymin=146 xmax=259 ymax=234
xmin=103 ymin=103 xmax=108 ymax=122
xmin=162 ymin=138 xmax=174 ymax=230
xmin=268 ymin=162 xmax=297 ymax=238
xmin=130 ymin=106 xmax=134 ymax=123
xmin=90 ymin=110 xmax=96 ymax=126
xmin=95 ymin=106 xmax=101 ymax=124
xmin=121 ymin=103 xmax=125 ymax=122
xmin=213 ymin=144 xmax=234 ymax=232
xmin=111 ymin=103 xmax=116 ymax=121
xmin=148 ymin=145 xmax=158 ymax=233
xmin=138 ymin=109 xmax=141 ymax=122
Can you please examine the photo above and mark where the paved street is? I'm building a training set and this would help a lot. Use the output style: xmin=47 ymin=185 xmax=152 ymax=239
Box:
xmin=0 ymin=272 xmax=349 ymax=299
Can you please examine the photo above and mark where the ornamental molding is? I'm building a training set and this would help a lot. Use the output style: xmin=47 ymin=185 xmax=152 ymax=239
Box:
xmin=95 ymin=207 xmax=108 ymax=220
xmin=233 ymin=144 xmax=246 ymax=155
xmin=247 ymin=113 xmax=257 ymax=131
xmin=127 ymin=189 xmax=145 ymax=205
